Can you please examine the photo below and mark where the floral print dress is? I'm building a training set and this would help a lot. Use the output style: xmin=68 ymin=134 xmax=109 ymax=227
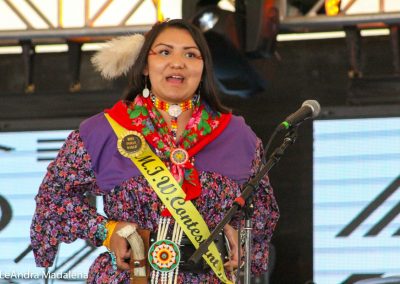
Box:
xmin=30 ymin=99 xmax=279 ymax=284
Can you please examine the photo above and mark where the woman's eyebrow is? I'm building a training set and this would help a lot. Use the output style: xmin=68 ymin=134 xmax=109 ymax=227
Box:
xmin=153 ymin=43 xmax=199 ymax=50
xmin=153 ymin=43 xmax=173 ymax=49
xmin=183 ymin=46 xmax=200 ymax=50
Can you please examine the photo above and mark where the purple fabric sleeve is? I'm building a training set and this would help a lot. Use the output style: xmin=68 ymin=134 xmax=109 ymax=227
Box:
xmin=79 ymin=113 xmax=141 ymax=191
xmin=195 ymin=115 xmax=257 ymax=184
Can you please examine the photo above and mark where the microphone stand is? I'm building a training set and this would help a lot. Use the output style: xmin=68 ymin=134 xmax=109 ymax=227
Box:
xmin=243 ymin=196 xmax=254 ymax=284
xmin=189 ymin=128 xmax=298 ymax=283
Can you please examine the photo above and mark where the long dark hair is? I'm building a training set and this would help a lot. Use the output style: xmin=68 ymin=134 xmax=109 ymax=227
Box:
xmin=124 ymin=19 xmax=229 ymax=114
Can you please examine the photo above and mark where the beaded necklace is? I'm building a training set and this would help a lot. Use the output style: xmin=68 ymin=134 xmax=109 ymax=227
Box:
xmin=151 ymin=93 xmax=199 ymax=141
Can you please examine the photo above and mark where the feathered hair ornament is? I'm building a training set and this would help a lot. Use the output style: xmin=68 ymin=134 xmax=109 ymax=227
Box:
xmin=91 ymin=34 xmax=145 ymax=79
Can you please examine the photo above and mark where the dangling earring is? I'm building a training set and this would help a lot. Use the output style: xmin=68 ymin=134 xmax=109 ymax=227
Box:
xmin=142 ymin=76 xmax=150 ymax=98
xmin=194 ymin=83 xmax=201 ymax=106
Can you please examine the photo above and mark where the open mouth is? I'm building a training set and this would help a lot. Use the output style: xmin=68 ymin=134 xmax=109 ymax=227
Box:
xmin=166 ymin=75 xmax=184 ymax=83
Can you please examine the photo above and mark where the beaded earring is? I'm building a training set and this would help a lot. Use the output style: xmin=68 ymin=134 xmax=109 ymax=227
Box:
xmin=142 ymin=76 xmax=150 ymax=98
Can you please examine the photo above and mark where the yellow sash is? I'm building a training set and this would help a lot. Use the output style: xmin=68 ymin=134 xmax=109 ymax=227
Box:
xmin=105 ymin=113 xmax=232 ymax=284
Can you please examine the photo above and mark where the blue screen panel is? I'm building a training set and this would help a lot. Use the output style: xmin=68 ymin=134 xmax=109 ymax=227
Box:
xmin=313 ymin=117 xmax=400 ymax=284
xmin=0 ymin=130 xmax=106 ymax=283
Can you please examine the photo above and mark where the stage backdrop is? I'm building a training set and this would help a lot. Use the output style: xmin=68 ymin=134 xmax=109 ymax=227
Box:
xmin=313 ymin=117 xmax=400 ymax=284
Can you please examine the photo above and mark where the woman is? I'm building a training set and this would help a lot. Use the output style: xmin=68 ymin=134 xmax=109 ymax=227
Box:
xmin=30 ymin=19 xmax=279 ymax=283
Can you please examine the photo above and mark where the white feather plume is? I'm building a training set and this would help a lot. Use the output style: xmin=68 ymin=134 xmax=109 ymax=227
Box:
xmin=91 ymin=34 xmax=145 ymax=79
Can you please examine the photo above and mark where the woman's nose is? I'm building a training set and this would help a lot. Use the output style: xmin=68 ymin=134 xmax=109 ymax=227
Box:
xmin=169 ymin=54 xmax=185 ymax=69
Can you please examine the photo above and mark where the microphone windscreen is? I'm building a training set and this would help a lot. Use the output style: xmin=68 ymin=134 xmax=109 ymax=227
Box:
xmin=302 ymin=100 xmax=321 ymax=118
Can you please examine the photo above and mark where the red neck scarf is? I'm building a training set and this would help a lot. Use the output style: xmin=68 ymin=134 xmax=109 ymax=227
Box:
xmin=106 ymin=96 xmax=231 ymax=215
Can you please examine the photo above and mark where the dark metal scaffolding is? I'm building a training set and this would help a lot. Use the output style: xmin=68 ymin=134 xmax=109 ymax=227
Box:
xmin=0 ymin=0 xmax=399 ymax=103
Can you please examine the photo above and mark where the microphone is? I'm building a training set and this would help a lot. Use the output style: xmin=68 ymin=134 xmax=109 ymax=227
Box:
xmin=277 ymin=100 xmax=321 ymax=131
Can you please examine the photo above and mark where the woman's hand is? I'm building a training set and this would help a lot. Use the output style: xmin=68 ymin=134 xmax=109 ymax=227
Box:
xmin=109 ymin=221 xmax=137 ymax=270
xmin=223 ymin=224 xmax=241 ymax=270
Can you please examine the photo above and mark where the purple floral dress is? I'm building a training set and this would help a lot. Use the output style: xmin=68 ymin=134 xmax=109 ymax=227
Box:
xmin=31 ymin=111 xmax=279 ymax=283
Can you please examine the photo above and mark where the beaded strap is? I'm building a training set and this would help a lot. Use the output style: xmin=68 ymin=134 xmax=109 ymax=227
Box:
xmin=96 ymin=220 xmax=119 ymax=271
xmin=95 ymin=220 xmax=108 ymax=242
xmin=109 ymin=251 xmax=117 ymax=271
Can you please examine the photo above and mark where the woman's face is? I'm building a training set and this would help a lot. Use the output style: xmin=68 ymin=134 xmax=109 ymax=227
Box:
xmin=144 ymin=27 xmax=204 ymax=104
